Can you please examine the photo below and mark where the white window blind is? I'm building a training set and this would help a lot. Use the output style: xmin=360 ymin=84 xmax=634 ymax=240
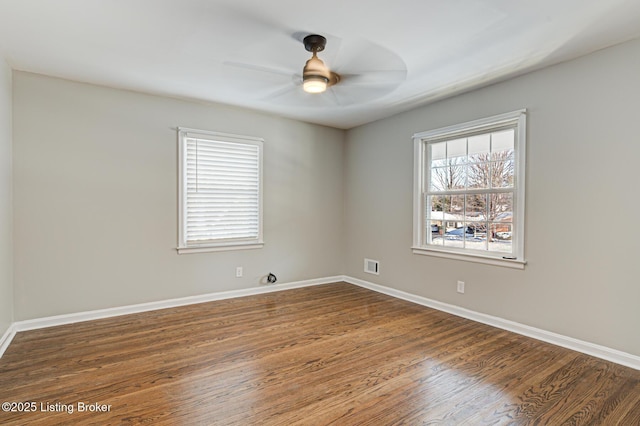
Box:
xmin=178 ymin=128 xmax=263 ymax=254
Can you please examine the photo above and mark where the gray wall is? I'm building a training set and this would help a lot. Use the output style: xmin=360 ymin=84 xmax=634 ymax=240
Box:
xmin=0 ymin=59 xmax=12 ymax=336
xmin=13 ymin=72 xmax=345 ymax=320
xmin=344 ymin=37 xmax=640 ymax=357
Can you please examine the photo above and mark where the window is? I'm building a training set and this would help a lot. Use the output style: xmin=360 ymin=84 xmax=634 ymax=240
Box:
xmin=178 ymin=128 xmax=263 ymax=254
xmin=412 ymin=110 xmax=526 ymax=268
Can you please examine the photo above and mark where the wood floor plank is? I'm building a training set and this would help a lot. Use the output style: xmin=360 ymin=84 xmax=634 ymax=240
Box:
xmin=0 ymin=282 xmax=638 ymax=425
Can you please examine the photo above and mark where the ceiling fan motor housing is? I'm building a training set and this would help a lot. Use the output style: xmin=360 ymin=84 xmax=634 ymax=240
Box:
xmin=303 ymin=54 xmax=330 ymax=82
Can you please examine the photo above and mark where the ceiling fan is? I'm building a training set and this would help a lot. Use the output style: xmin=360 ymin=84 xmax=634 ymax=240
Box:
xmin=301 ymin=34 xmax=339 ymax=94
xmin=224 ymin=32 xmax=407 ymax=106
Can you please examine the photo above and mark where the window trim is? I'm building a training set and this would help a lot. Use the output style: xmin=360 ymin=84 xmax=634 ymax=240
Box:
xmin=412 ymin=110 xmax=527 ymax=269
xmin=177 ymin=127 xmax=264 ymax=254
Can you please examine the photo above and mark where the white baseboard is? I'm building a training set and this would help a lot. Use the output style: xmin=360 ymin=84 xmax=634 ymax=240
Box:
xmin=2 ymin=275 xmax=639 ymax=371
xmin=344 ymin=276 xmax=640 ymax=371
xmin=5 ymin=276 xmax=342 ymax=345
xmin=0 ymin=324 xmax=17 ymax=359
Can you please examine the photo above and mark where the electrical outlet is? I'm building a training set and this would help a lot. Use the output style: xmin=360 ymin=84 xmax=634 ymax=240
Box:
xmin=457 ymin=281 xmax=465 ymax=294
xmin=236 ymin=267 xmax=243 ymax=278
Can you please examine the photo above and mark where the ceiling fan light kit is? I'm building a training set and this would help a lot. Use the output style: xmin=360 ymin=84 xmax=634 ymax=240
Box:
xmin=302 ymin=77 xmax=328 ymax=94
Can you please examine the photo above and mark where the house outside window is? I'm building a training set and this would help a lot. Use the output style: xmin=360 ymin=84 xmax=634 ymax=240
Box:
xmin=412 ymin=110 xmax=526 ymax=268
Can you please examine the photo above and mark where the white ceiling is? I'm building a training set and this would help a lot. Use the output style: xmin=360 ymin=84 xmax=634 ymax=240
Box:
xmin=1 ymin=0 xmax=640 ymax=129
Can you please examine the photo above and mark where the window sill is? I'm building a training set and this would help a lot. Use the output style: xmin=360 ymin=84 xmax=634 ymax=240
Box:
xmin=178 ymin=242 xmax=264 ymax=254
xmin=412 ymin=246 xmax=526 ymax=269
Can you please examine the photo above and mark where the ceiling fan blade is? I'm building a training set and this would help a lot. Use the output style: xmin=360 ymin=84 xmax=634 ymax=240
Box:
xmin=262 ymin=83 xmax=340 ymax=107
xmin=330 ymin=36 xmax=407 ymax=75
xmin=331 ymin=83 xmax=401 ymax=106
xmin=321 ymin=36 xmax=343 ymax=70
xmin=223 ymin=61 xmax=294 ymax=78
xmin=325 ymin=86 xmax=344 ymax=106
xmin=340 ymin=70 xmax=408 ymax=86
xmin=261 ymin=83 xmax=298 ymax=100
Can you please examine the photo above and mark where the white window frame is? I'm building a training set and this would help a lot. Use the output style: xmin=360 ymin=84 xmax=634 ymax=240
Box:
xmin=177 ymin=127 xmax=264 ymax=254
xmin=412 ymin=110 xmax=527 ymax=269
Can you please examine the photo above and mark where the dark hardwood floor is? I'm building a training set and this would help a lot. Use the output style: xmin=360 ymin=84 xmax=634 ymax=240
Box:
xmin=0 ymin=282 xmax=638 ymax=425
